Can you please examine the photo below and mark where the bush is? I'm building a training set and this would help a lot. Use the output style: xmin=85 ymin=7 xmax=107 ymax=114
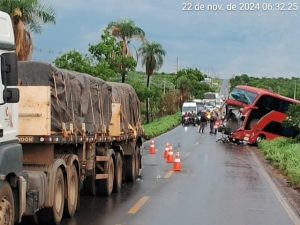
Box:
xmin=143 ymin=113 xmax=181 ymax=139
xmin=259 ymin=138 xmax=300 ymax=185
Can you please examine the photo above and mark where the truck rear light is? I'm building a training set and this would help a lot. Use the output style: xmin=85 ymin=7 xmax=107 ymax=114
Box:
xmin=39 ymin=137 xmax=45 ymax=142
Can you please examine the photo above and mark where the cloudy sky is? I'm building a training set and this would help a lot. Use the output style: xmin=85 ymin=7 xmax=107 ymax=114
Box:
xmin=33 ymin=0 xmax=300 ymax=78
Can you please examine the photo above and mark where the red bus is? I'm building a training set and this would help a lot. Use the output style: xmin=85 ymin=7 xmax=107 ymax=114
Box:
xmin=221 ymin=85 xmax=300 ymax=144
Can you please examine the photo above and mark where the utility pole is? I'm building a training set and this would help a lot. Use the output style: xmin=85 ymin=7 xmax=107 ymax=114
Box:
xmin=176 ymin=56 xmax=179 ymax=74
xmin=294 ymin=80 xmax=297 ymax=100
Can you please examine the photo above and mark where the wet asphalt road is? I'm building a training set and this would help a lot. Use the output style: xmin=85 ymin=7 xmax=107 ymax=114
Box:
xmin=61 ymin=125 xmax=297 ymax=225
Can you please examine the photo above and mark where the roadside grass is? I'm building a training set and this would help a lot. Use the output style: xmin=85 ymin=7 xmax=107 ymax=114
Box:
xmin=143 ymin=113 xmax=181 ymax=139
xmin=259 ymin=138 xmax=300 ymax=186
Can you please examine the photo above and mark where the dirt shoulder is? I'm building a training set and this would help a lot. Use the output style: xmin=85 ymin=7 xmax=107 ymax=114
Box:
xmin=250 ymin=146 xmax=300 ymax=217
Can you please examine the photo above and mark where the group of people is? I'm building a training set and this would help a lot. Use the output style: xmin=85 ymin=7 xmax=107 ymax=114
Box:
xmin=198 ymin=110 xmax=219 ymax=134
xmin=181 ymin=107 xmax=240 ymax=135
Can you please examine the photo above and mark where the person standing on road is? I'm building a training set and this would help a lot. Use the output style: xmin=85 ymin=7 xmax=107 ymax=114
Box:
xmin=199 ymin=111 xmax=207 ymax=133
xmin=209 ymin=110 xmax=218 ymax=134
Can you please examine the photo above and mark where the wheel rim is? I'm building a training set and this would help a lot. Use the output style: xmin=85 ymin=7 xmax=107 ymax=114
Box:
xmin=257 ymin=136 xmax=264 ymax=143
xmin=68 ymin=166 xmax=78 ymax=214
xmin=117 ymin=158 xmax=122 ymax=186
xmin=108 ymin=159 xmax=114 ymax=193
xmin=135 ymin=150 xmax=140 ymax=177
xmin=132 ymin=153 xmax=136 ymax=179
xmin=0 ymin=198 xmax=13 ymax=225
xmin=69 ymin=176 xmax=76 ymax=207
xmin=54 ymin=176 xmax=63 ymax=214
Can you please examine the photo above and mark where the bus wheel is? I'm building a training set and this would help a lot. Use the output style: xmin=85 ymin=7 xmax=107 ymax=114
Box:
xmin=98 ymin=156 xmax=114 ymax=196
xmin=38 ymin=168 xmax=65 ymax=225
xmin=65 ymin=164 xmax=78 ymax=217
xmin=0 ymin=182 xmax=14 ymax=225
xmin=113 ymin=152 xmax=123 ymax=193
xmin=256 ymin=135 xmax=266 ymax=144
xmin=124 ymin=153 xmax=136 ymax=182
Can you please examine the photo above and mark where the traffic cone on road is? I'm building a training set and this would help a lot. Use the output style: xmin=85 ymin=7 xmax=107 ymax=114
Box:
xmin=163 ymin=145 xmax=169 ymax=159
xmin=173 ymin=152 xmax=182 ymax=171
xmin=149 ymin=140 xmax=156 ymax=154
xmin=167 ymin=146 xmax=174 ymax=163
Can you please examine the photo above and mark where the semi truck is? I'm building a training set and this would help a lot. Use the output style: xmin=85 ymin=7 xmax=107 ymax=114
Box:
xmin=0 ymin=11 xmax=143 ymax=225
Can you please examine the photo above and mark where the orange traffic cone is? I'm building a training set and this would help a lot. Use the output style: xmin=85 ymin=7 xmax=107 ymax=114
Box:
xmin=173 ymin=152 xmax=182 ymax=171
xmin=149 ymin=140 xmax=156 ymax=154
xmin=163 ymin=145 xmax=169 ymax=159
xmin=167 ymin=147 xmax=174 ymax=163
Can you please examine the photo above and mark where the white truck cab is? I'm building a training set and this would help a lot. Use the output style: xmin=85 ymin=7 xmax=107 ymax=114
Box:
xmin=182 ymin=102 xmax=197 ymax=115
xmin=0 ymin=10 xmax=19 ymax=144
xmin=0 ymin=10 xmax=23 ymax=225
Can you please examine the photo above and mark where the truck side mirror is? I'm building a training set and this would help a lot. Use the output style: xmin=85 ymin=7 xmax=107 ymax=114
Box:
xmin=1 ymin=52 xmax=18 ymax=86
xmin=3 ymin=88 xmax=19 ymax=103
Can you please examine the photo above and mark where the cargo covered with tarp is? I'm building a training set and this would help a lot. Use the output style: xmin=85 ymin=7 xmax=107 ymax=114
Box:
xmin=108 ymin=82 xmax=142 ymax=135
xmin=18 ymin=61 xmax=112 ymax=135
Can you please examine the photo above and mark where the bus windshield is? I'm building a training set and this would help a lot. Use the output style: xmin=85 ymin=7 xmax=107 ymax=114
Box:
xmin=229 ymin=88 xmax=258 ymax=105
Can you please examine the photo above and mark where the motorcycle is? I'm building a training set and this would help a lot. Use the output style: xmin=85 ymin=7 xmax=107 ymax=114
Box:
xmin=182 ymin=115 xmax=190 ymax=126
xmin=182 ymin=114 xmax=196 ymax=126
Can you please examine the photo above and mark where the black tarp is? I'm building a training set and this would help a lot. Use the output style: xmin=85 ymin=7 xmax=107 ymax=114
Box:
xmin=18 ymin=61 xmax=112 ymax=134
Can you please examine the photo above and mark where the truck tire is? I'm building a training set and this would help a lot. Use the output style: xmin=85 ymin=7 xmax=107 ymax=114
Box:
xmin=38 ymin=168 xmax=65 ymax=225
xmin=98 ymin=156 xmax=114 ymax=196
xmin=113 ymin=152 xmax=123 ymax=193
xmin=65 ymin=164 xmax=78 ymax=217
xmin=0 ymin=182 xmax=14 ymax=225
xmin=124 ymin=153 xmax=136 ymax=182
xmin=135 ymin=148 xmax=141 ymax=178
xmin=82 ymin=166 xmax=96 ymax=196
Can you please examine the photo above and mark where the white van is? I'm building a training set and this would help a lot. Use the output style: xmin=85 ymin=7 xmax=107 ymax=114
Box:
xmin=182 ymin=102 xmax=197 ymax=115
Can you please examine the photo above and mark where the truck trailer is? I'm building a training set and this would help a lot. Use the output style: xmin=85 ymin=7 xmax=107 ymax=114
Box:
xmin=0 ymin=11 xmax=143 ymax=225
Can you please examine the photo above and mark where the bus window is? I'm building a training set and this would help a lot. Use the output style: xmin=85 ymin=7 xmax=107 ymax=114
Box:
xmin=229 ymin=88 xmax=257 ymax=105
xmin=263 ymin=121 xmax=299 ymax=138
xmin=262 ymin=121 xmax=282 ymax=136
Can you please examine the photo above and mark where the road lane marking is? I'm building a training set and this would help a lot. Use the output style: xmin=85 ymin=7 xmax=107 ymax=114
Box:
xmin=128 ymin=196 xmax=150 ymax=214
xmin=164 ymin=170 xmax=174 ymax=179
xmin=251 ymin=151 xmax=300 ymax=225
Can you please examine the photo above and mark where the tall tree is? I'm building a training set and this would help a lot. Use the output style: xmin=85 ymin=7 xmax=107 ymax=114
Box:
xmin=89 ymin=30 xmax=136 ymax=80
xmin=0 ymin=0 xmax=55 ymax=61
xmin=107 ymin=20 xmax=145 ymax=83
xmin=139 ymin=41 xmax=166 ymax=123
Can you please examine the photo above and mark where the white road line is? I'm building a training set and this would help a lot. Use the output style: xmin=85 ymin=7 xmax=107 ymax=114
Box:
xmin=251 ymin=151 xmax=300 ymax=225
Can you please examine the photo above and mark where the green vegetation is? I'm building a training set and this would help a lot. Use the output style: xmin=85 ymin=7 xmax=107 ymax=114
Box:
xmin=259 ymin=138 xmax=300 ymax=186
xmin=54 ymin=30 xmax=136 ymax=81
xmin=139 ymin=41 xmax=166 ymax=123
xmin=284 ymin=104 xmax=300 ymax=137
xmin=230 ymin=74 xmax=300 ymax=100
xmin=174 ymin=68 xmax=214 ymax=104
xmin=143 ymin=113 xmax=181 ymax=139
xmin=107 ymin=19 xmax=145 ymax=83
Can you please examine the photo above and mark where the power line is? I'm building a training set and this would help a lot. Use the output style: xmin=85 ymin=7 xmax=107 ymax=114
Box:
xmin=33 ymin=46 xmax=64 ymax=55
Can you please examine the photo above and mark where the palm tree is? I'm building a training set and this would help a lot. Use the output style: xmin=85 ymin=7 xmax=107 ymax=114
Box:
xmin=139 ymin=41 xmax=166 ymax=123
xmin=0 ymin=0 xmax=55 ymax=61
xmin=107 ymin=20 xmax=145 ymax=82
